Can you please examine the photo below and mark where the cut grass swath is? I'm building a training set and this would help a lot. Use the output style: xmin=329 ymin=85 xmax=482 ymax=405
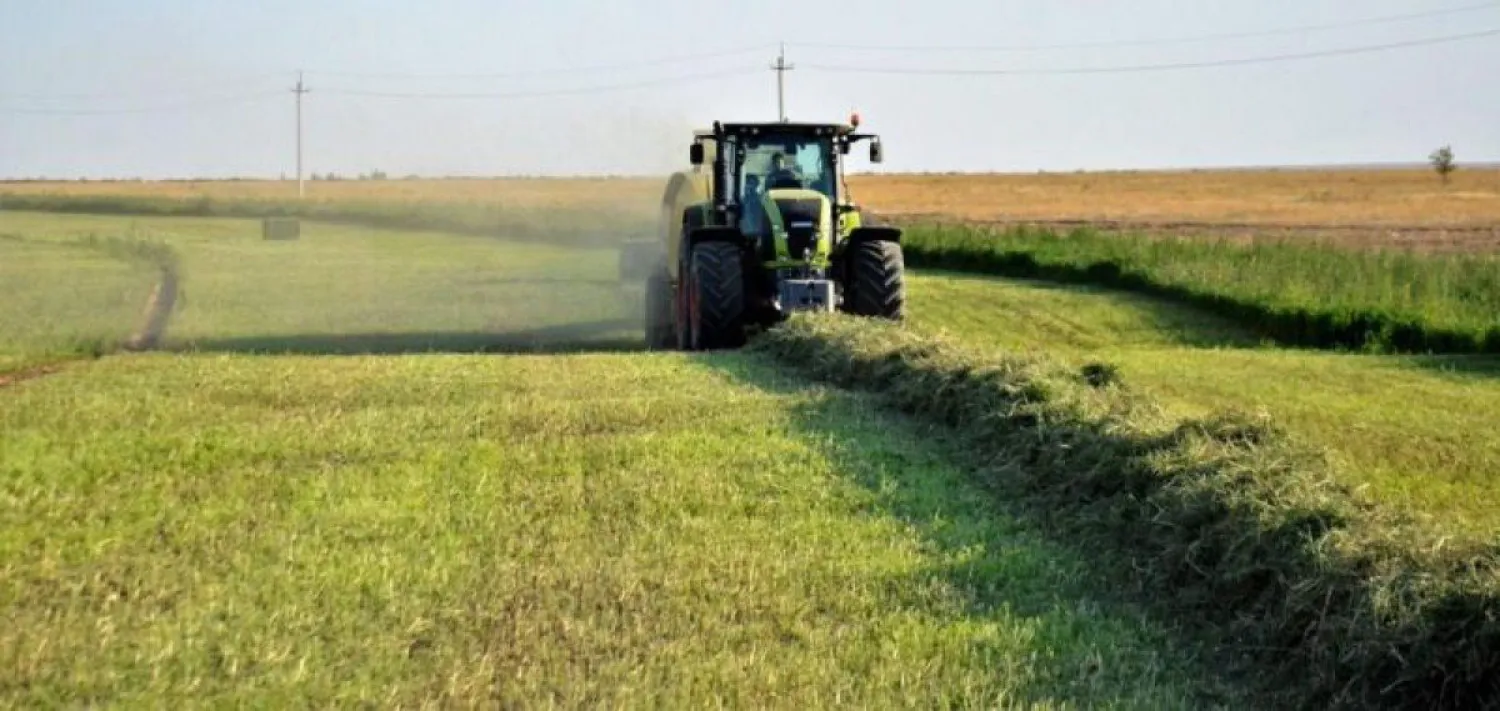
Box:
xmin=751 ymin=315 xmax=1500 ymax=710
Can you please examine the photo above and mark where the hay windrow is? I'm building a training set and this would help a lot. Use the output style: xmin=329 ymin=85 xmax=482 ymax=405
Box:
xmin=750 ymin=315 xmax=1500 ymax=710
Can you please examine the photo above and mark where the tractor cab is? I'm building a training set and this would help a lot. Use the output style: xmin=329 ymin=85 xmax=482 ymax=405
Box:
xmin=690 ymin=121 xmax=884 ymax=270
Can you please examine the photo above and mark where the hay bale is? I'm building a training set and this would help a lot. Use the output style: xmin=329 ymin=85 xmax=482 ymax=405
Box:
xmin=262 ymin=218 xmax=301 ymax=241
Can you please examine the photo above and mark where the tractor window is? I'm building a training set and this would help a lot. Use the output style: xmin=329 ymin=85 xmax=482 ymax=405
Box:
xmin=739 ymin=137 xmax=835 ymax=201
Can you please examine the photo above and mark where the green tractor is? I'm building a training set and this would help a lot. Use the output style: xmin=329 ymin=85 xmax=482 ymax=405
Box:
xmin=624 ymin=117 xmax=905 ymax=350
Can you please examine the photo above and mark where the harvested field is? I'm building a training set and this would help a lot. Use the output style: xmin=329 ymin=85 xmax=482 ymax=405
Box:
xmin=0 ymin=212 xmax=1240 ymax=708
xmin=8 ymin=167 xmax=1500 ymax=251
xmin=903 ymin=270 xmax=1500 ymax=536
xmin=754 ymin=315 xmax=1500 ymax=709
xmin=0 ymin=176 xmax=663 ymax=214
xmin=852 ymin=169 xmax=1500 ymax=231
xmin=5 ymin=177 xmax=1499 ymax=707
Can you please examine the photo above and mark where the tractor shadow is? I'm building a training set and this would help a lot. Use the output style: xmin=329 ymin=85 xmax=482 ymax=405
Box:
xmin=172 ymin=319 xmax=645 ymax=355
xmin=700 ymin=354 xmax=1254 ymax=709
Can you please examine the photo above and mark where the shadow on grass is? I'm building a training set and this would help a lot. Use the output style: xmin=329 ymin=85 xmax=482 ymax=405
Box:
xmin=1407 ymin=354 xmax=1500 ymax=380
xmin=701 ymin=353 xmax=1251 ymax=709
xmin=171 ymin=319 xmax=645 ymax=355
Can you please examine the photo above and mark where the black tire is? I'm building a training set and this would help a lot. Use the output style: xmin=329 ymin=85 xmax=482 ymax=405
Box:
xmin=644 ymin=268 xmax=675 ymax=349
xmin=844 ymin=240 xmax=905 ymax=319
xmin=687 ymin=241 xmax=746 ymax=350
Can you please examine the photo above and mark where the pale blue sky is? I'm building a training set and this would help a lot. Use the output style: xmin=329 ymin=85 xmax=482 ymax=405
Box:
xmin=2 ymin=0 xmax=1497 ymax=178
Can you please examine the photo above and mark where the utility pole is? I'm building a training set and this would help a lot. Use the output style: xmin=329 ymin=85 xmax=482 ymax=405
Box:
xmin=291 ymin=71 xmax=310 ymax=198
xmin=770 ymin=43 xmax=794 ymax=122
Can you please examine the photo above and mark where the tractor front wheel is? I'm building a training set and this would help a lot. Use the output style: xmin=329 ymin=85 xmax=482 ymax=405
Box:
xmin=843 ymin=240 xmax=905 ymax=319
xmin=685 ymin=241 xmax=746 ymax=350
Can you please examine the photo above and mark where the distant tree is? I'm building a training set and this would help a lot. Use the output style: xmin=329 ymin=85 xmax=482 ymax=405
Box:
xmin=1430 ymin=145 xmax=1457 ymax=185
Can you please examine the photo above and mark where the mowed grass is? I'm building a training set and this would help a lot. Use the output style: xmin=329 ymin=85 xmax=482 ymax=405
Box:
xmin=0 ymin=211 xmax=637 ymax=353
xmin=0 ymin=236 xmax=158 ymax=373
xmin=0 ymin=213 xmax=1236 ymax=706
xmin=0 ymin=352 xmax=1237 ymax=707
xmin=907 ymin=271 xmax=1500 ymax=535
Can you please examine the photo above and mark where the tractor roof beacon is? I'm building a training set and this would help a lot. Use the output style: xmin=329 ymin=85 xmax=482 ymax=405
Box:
xmin=624 ymin=116 xmax=906 ymax=351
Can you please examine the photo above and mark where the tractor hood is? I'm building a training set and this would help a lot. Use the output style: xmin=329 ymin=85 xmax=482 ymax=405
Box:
xmin=760 ymin=188 xmax=833 ymax=266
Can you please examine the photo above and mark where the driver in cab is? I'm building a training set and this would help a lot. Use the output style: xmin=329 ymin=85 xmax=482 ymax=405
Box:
xmin=766 ymin=153 xmax=803 ymax=190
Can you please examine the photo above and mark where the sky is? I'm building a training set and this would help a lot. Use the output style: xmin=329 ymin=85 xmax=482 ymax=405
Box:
xmin=1 ymin=0 xmax=1498 ymax=178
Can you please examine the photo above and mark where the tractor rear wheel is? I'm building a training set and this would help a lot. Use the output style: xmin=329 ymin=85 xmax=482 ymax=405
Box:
xmin=844 ymin=240 xmax=905 ymax=319
xmin=686 ymin=241 xmax=746 ymax=350
xmin=644 ymin=268 xmax=675 ymax=349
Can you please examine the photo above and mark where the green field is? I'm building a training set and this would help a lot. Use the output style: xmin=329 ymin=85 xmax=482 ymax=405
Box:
xmin=903 ymin=224 xmax=1500 ymax=355
xmin=0 ymin=236 xmax=159 ymax=373
xmin=905 ymin=271 xmax=1500 ymax=535
xmin=0 ymin=212 xmax=1242 ymax=707
xmin=2 ymin=354 xmax=1243 ymax=707
xmin=0 ymin=191 xmax=654 ymax=248
xmin=0 ymin=212 xmax=636 ymax=353
xmin=4 ymin=208 xmax=1497 ymax=706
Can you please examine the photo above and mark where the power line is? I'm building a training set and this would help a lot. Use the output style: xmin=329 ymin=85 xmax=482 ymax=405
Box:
xmin=0 ymin=91 xmax=283 ymax=115
xmin=306 ymin=44 xmax=776 ymax=80
xmin=1 ymin=67 xmax=760 ymax=114
xmin=800 ymin=27 xmax=1500 ymax=76
xmin=317 ymin=67 xmax=761 ymax=99
xmin=794 ymin=1 xmax=1500 ymax=53
xmin=0 ymin=74 xmax=289 ymax=101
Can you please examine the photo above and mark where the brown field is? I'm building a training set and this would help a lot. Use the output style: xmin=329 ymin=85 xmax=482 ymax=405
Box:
xmin=851 ymin=169 xmax=1500 ymax=253
xmin=0 ymin=176 xmax=663 ymax=211
xmin=851 ymin=169 xmax=1500 ymax=225
xmin=5 ymin=167 xmax=1499 ymax=250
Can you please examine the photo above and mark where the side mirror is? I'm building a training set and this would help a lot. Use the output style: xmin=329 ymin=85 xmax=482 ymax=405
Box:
xmin=869 ymin=140 xmax=884 ymax=164
xmin=839 ymin=140 xmax=851 ymax=156
xmin=689 ymin=142 xmax=705 ymax=166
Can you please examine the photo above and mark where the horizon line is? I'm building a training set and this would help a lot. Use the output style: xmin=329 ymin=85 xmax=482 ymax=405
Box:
xmin=3 ymin=159 xmax=1499 ymax=182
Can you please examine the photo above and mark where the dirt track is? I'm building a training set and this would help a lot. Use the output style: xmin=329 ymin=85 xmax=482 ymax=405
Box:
xmin=0 ymin=365 xmax=63 ymax=389
xmin=125 ymin=262 xmax=178 ymax=351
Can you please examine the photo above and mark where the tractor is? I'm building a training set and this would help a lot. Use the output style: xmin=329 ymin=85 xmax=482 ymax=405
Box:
xmin=621 ymin=116 xmax=905 ymax=350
